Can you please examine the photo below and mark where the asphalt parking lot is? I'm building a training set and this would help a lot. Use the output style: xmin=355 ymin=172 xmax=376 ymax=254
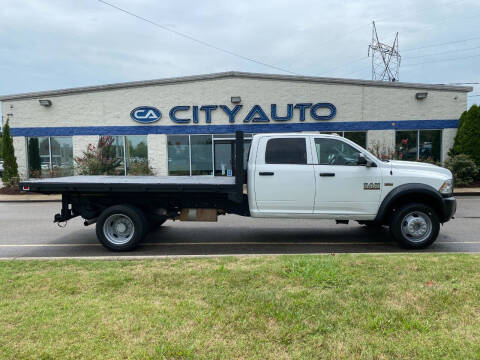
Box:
xmin=0 ymin=197 xmax=479 ymax=258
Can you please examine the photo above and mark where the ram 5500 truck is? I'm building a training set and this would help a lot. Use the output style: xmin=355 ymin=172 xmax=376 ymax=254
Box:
xmin=20 ymin=131 xmax=456 ymax=251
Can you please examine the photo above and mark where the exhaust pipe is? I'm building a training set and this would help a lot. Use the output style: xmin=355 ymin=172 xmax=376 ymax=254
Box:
xmin=84 ymin=218 xmax=98 ymax=226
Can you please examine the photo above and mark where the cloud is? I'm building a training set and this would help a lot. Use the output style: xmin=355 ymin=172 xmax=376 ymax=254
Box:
xmin=0 ymin=0 xmax=478 ymax=105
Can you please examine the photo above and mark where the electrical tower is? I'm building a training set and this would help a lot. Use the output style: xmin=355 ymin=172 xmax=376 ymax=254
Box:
xmin=368 ymin=21 xmax=401 ymax=81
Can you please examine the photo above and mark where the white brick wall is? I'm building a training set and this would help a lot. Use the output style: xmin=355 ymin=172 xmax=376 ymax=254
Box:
xmin=12 ymin=137 xmax=27 ymax=179
xmin=72 ymin=135 xmax=99 ymax=175
xmin=2 ymin=77 xmax=468 ymax=128
xmin=442 ymin=128 xmax=457 ymax=162
xmin=147 ymin=134 xmax=167 ymax=175
xmin=367 ymin=130 xmax=395 ymax=158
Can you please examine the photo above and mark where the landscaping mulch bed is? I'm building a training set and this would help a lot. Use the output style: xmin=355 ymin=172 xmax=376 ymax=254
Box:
xmin=0 ymin=186 xmax=23 ymax=195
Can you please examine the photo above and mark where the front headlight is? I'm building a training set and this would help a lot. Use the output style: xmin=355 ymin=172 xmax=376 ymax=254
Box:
xmin=439 ymin=179 xmax=453 ymax=195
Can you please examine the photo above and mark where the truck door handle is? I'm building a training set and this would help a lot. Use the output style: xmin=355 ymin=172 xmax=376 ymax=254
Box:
xmin=259 ymin=172 xmax=274 ymax=176
xmin=319 ymin=173 xmax=335 ymax=177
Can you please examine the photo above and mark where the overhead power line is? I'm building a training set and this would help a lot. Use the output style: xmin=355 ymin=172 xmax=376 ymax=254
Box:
xmin=403 ymin=36 xmax=480 ymax=53
xmin=405 ymin=45 xmax=480 ymax=60
xmin=97 ymin=0 xmax=299 ymax=75
xmin=404 ymin=52 xmax=480 ymax=67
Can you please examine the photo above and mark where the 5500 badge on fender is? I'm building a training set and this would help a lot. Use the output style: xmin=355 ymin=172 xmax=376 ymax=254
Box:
xmin=130 ymin=106 xmax=162 ymax=123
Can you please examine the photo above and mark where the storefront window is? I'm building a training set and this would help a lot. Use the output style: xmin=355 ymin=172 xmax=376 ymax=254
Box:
xmin=126 ymin=135 xmax=149 ymax=175
xmin=395 ymin=131 xmax=418 ymax=161
xmin=168 ymin=135 xmax=190 ymax=175
xmin=343 ymin=132 xmax=367 ymax=148
xmin=50 ymin=137 xmax=74 ymax=177
xmin=321 ymin=131 xmax=367 ymax=148
xmin=395 ymin=130 xmax=442 ymax=162
xmin=191 ymin=135 xmax=213 ymax=175
xmin=27 ymin=136 xmax=73 ymax=178
xmin=419 ymin=130 xmax=441 ymax=162
xmin=167 ymin=134 xmax=252 ymax=176
xmin=110 ymin=136 xmax=125 ymax=173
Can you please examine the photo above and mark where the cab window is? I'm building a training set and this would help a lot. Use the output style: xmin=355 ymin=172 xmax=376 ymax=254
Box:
xmin=265 ymin=138 xmax=307 ymax=164
xmin=315 ymin=138 xmax=361 ymax=165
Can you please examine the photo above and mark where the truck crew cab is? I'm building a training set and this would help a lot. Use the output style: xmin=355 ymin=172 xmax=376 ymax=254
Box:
xmin=20 ymin=131 xmax=456 ymax=251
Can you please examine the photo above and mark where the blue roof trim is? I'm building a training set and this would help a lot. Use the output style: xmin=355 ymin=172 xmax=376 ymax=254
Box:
xmin=11 ymin=119 xmax=459 ymax=137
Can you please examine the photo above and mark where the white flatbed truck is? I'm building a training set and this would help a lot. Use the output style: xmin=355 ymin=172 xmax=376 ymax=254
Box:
xmin=20 ymin=131 xmax=456 ymax=251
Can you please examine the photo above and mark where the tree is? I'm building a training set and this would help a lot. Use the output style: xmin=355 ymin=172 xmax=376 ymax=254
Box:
xmin=28 ymin=137 xmax=41 ymax=177
xmin=1 ymin=119 xmax=19 ymax=185
xmin=451 ymin=105 xmax=480 ymax=164
xmin=74 ymin=136 xmax=122 ymax=175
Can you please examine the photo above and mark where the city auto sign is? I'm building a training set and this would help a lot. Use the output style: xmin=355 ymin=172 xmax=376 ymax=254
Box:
xmin=130 ymin=103 xmax=336 ymax=124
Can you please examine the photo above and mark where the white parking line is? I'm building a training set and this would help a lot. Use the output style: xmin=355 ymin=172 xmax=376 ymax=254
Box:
xmin=0 ymin=241 xmax=479 ymax=247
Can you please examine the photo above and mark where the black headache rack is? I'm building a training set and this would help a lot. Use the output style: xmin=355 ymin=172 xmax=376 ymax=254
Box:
xmin=19 ymin=131 xmax=246 ymax=222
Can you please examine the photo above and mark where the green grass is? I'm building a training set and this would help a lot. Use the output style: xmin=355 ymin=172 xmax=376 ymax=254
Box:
xmin=0 ymin=254 xmax=479 ymax=359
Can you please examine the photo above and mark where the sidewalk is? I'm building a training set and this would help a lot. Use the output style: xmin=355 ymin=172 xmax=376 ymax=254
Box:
xmin=0 ymin=194 xmax=62 ymax=202
xmin=0 ymin=188 xmax=479 ymax=203
xmin=453 ymin=187 xmax=480 ymax=196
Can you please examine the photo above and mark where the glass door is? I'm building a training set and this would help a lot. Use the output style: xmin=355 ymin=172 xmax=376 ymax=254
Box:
xmin=214 ymin=140 xmax=234 ymax=176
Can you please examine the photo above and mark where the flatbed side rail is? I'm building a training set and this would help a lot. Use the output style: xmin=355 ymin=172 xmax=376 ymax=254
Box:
xmin=234 ymin=130 xmax=245 ymax=203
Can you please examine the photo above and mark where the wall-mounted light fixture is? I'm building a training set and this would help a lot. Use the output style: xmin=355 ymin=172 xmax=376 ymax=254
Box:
xmin=415 ymin=92 xmax=428 ymax=100
xmin=231 ymin=96 xmax=241 ymax=104
xmin=39 ymin=99 xmax=52 ymax=107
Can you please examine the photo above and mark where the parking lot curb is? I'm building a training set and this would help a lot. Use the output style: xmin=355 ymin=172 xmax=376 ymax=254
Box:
xmin=454 ymin=188 xmax=480 ymax=196
xmin=0 ymin=195 xmax=62 ymax=203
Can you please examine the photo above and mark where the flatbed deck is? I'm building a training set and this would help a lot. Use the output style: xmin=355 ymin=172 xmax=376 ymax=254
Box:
xmin=20 ymin=175 xmax=237 ymax=194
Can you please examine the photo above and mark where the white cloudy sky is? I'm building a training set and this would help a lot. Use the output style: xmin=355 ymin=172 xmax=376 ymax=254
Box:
xmin=0 ymin=0 xmax=479 ymax=108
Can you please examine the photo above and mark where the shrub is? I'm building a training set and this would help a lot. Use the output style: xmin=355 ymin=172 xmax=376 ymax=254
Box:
xmin=368 ymin=140 xmax=394 ymax=160
xmin=127 ymin=160 xmax=154 ymax=176
xmin=27 ymin=137 xmax=41 ymax=177
xmin=444 ymin=154 xmax=479 ymax=187
xmin=451 ymin=105 xmax=480 ymax=164
xmin=1 ymin=119 xmax=19 ymax=186
xmin=75 ymin=136 xmax=123 ymax=175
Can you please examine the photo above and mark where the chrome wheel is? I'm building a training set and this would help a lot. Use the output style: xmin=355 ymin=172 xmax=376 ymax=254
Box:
xmin=103 ymin=214 xmax=135 ymax=245
xmin=400 ymin=211 xmax=432 ymax=243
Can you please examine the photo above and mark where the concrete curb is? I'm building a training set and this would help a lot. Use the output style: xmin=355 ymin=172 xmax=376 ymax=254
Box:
xmin=0 ymin=252 xmax=479 ymax=261
xmin=454 ymin=191 xmax=480 ymax=196
xmin=0 ymin=195 xmax=62 ymax=203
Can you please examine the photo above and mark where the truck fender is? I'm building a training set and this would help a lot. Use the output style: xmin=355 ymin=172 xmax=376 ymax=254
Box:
xmin=374 ymin=183 xmax=446 ymax=224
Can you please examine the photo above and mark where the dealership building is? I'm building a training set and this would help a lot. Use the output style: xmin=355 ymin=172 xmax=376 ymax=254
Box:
xmin=0 ymin=71 xmax=472 ymax=179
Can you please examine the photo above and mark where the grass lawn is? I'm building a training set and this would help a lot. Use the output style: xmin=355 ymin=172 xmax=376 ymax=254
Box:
xmin=0 ymin=254 xmax=479 ymax=359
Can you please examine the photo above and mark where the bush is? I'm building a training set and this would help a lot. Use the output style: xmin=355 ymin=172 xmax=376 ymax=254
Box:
xmin=451 ymin=105 xmax=480 ymax=164
xmin=1 ymin=119 xmax=19 ymax=186
xmin=368 ymin=140 xmax=394 ymax=160
xmin=444 ymin=154 xmax=479 ymax=187
xmin=27 ymin=138 xmax=41 ymax=177
xmin=127 ymin=161 xmax=154 ymax=176
xmin=75 ymin=136 xmax=123 ymax=175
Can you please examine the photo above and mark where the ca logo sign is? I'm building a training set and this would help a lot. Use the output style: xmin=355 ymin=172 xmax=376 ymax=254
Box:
xmin=130 ymin=106 xmax=162 ymax=123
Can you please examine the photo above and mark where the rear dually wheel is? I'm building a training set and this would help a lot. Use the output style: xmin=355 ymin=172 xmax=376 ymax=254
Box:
xmin=96 ymin=205 xmax=147 ymax=251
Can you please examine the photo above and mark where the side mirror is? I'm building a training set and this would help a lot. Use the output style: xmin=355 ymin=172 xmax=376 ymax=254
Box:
xmin=358 ymin=154 xmax=377 ymax=167
xmin=357 ymin=154 xmax=368 ymax=166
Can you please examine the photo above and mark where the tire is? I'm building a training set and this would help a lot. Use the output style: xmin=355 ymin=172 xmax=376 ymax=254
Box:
xmin=389 ymin=203 xmax=440 ymax=249
xmin=96 ymin=204 xmax=148 ymax=251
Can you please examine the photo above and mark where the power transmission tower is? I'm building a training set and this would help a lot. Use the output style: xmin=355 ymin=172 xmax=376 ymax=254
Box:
xmin=368 ymin=21 xmax=401 ymax=81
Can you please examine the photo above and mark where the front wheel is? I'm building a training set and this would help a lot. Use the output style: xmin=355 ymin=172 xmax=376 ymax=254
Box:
xmin=96 ymin=205 xmax=147 ymax=251
xmin=389 ymin=203 xmax=440 ymax=249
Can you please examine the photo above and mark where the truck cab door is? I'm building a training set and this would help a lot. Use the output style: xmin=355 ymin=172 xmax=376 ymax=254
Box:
xmin=253 ymin=136 xmax=315 ymax=215
xmin=311 ymin=137 xmax=382 ymax=217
